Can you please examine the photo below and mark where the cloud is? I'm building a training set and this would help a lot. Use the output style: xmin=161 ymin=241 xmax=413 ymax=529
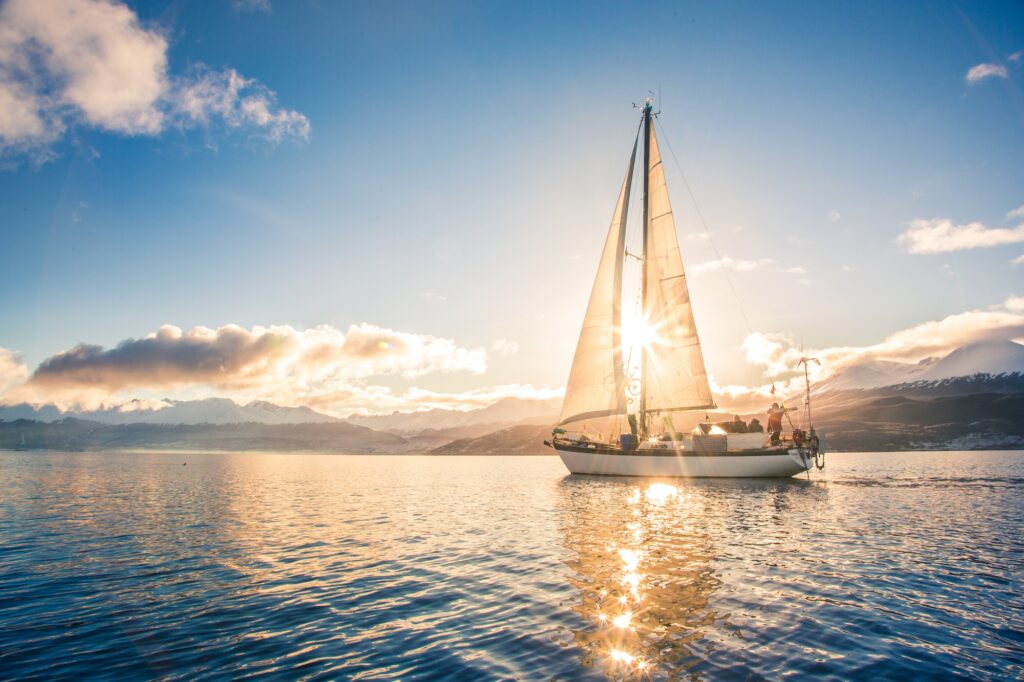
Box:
xmin=744 ymin=294 xmax=1024 ymax=377
xmin=966 ymin=63 xmax=1009 ymax=83
xmin=690 ymin=256 xmax=774 ymax=275
xmin=0 ymin=347 xmax=29 ymax=396
xmin=0 ymin=0 xmax=308 ymax=161
xmin=829 ymin=211 xmax=841 ymax=222
xmin=276 ymin=382 xmax=555 ymax=417
xmin=231 ymin=0 xmax=271 ymax=12
xmin=419 ymin=291 xmax=447 ymax=303
xmin=173 ymin=66 xmax=309 ymax=143
xmin=1008 ymin=204 xmax=1024 ymax=219
xmin=1012 ymin=255 xmax=1024 ymax=266
xmin=711 ymin=294 xmax=1024 ymax=412
xmin=1010 ymin=51 xmax=1023 ymax=65
xmin=897 ymin=217 xmax=1024 ymax=254
xmin=11 ymin=322 xmax=487 ymax=410
xmin=491 ymin=339 xmax=519 ymax=357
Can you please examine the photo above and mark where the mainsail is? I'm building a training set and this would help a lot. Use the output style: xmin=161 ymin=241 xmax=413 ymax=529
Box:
xmin=641 ymin=123 xmax=715 ymax=416
xmin=557 ymin=137 xmax=638 ymax=431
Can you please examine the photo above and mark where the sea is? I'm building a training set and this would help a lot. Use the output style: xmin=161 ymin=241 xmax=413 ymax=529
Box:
xmin=0 ymin=450 xmax=1021 ymax=680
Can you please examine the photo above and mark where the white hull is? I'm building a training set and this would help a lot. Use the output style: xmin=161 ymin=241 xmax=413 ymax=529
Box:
xmin=556 ymin=448 xmax=812 ymax=478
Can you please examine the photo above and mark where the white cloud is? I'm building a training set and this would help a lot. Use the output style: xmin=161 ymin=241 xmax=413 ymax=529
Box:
xmin=419 ymin=291 xmax=447 ymax=303
xmin=1008 ymin=204 xmax=1024 ymax=219
xmin=173 ymin=66 xmax=309 ymax=143
xmin=712 ymin=294 xmax=1024 ymax=412
xmin=491 ymin=339 xmax=519 ymax=357
xmin=0 ymin=0 xmax=308 ymax=161
xmin=0 ymin=347 xmax=29 ymax=396
xmin=684 ymin=232 xmax=711 ymax=243
xmin=690 ymin=256 xmax=774 ymax=275
xmin=781 ymin=266 xmax=806 ymax=274
xmin=1009 ymin=51 xmax=1023 ymax=64
xmin=897 ymin=217 xmax=1024 ymax=254
xmin=829 ymin=211 xmax=841 ymax=222
xmin=966 ymin=63 xmax=1009 ymax=83
xmin=1012 ymin=255 xmax=1024 ymax=266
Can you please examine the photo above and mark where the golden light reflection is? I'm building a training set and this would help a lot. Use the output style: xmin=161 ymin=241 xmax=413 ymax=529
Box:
xmin=644 ymin=482 xmax=679 ymax=505
xmin=558 ymin=478 xmax=722 ymax=678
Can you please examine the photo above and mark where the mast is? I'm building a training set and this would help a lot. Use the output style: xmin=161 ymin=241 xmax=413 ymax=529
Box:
xmin=798 ymin=356 xmax=820 ymax=430
xmin=639 ymin=99 xmax=652 ymax=438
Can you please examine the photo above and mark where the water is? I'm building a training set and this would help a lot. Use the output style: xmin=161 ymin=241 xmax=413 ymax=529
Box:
xmin=0 ymin=451 xmax=1022 ymax=680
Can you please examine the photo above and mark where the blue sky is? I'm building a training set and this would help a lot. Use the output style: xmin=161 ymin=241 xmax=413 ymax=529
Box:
xmin=1 ymin=0 xmax=1022 ymax=415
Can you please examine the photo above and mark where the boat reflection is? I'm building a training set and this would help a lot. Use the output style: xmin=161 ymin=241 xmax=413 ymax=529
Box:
xmin=556 ymin=475 xmax=816 ymax=678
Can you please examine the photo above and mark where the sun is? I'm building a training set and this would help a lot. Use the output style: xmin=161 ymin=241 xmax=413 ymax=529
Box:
xmin=620 ymin=313 xmax=665 ymax=359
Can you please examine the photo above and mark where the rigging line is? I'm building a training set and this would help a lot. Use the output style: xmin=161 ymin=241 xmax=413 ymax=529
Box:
xmin=654 ymin=116 xmax=792 ymax=406
xmin=653 ymin=116 xmax=755 ymax=338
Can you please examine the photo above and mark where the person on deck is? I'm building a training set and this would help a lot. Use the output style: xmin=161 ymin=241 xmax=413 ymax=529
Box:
xmin=767 ymin=402 xmax=786 ymax=445
xmin=731 ymin=415 xmax=747 ymax=433
xmin=747 ymin=418 xmax=764 ymax=433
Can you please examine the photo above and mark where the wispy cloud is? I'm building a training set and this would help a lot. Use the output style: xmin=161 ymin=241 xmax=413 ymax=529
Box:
xmin=1008 ymin=51 xmax=1023 ymax=65
xmin=966 ymin=63 xmax=1009 ymax=83
xmin=0 ymin=0 xmax=308 ymax=162
xmin=690 ymin=256 xmax=774 ymax=275
xmin=897 ymin=216 xmax=1024 ymax=254
xmin=829 ymin=211 xmax=841 ymax=222
xmin=491 ymin=339 xmax=519 ymax=357
xmin=173 ymin=66 xmax=309 ymax=143
xmin=1008 ymin=204 xmax=1024 ymax=219
xmin=0 ymin=347 xmax=28 ymax=396
xmin=1012 ymin=255 xmax=1024 ymax=266
xmin=418 ymin=291 xmax=447 ymax=303
xmin=690 ymin=255 xmax=809 ymax=278
xmin=231 ymin=0 xmax=271 ymax=12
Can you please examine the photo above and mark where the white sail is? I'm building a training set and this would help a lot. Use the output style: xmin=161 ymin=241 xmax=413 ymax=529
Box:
xmin=558 ymin=139 xmax=638 ymax=433
xmin=642 ymin=124 xmax=715 ymax=415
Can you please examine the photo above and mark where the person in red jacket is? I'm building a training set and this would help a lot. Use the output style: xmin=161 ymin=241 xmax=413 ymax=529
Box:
xmin=767 ymin=403 xmax=785 ymax=445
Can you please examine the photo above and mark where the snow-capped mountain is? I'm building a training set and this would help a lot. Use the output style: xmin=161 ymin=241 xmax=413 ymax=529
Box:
xmin=0 ymin=397 xmax=339 ymax=425
xmin=818 ymin=340 xmax=1024 ymax=392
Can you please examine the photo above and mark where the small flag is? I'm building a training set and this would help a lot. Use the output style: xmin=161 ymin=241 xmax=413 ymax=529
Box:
xmin=770 ymin=383 xmax=776 ymax=395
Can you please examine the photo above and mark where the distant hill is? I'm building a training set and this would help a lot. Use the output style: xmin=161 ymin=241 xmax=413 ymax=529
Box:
xmin=429 ymin=424 xmax=555 ymax=455
xmin=346 ymin=397 xmax=560 ymax=434
xmin=0 ymin=398 xmax=339 ymax=425
xmin=0 ymin=418 xmax=404 ymax=453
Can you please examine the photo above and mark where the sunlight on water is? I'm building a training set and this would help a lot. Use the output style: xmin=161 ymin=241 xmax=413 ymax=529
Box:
xmin=1 ymin=450 xmax=1022 ymax=679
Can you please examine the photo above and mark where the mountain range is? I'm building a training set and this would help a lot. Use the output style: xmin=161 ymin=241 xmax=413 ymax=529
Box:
xmin=2 ymin=342 xmax=1022 ymax=453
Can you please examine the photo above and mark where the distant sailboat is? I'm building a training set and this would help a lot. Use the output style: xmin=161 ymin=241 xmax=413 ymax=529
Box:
xmin=546 ymin=100 xmax=820 ymax=478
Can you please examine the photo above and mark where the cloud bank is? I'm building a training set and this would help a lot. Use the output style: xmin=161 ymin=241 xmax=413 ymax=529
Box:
xmin=0 ymin=0 xmax=308 ymax=160
xmin=714 ymin=294 xmax=1024 ymax=412
xmin=0 ymin=319 xmax=555 ymax=416
xmin=897 ymin=216 xmax=1024 ymax=254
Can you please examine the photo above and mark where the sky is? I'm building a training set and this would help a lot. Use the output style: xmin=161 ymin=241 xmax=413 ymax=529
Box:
xmin=0 ymin=0 xmax=1022 ymax=416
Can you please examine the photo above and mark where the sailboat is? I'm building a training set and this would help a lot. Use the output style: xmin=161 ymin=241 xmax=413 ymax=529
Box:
xmin=545 ymin=101 xmax=820 ymax=478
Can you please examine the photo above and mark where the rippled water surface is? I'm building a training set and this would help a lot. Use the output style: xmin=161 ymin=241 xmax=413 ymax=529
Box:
xmin=1 ymin=450 xmax=1022 ymax=680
